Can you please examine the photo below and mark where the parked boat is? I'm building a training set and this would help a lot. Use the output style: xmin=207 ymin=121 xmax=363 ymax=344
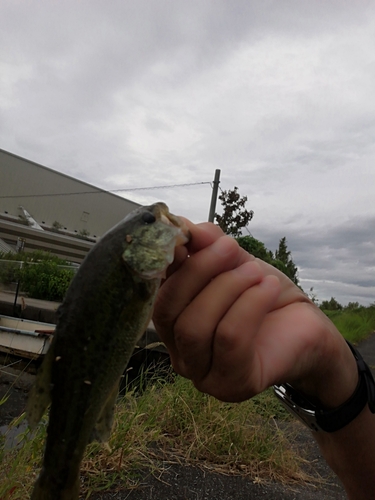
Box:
xmin=0 ymin=315 xmax=55 ymax=361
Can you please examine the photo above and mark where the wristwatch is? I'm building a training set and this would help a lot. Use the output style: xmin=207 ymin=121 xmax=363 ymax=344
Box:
xmin=273 ymin=341 xmax=375 ymax=432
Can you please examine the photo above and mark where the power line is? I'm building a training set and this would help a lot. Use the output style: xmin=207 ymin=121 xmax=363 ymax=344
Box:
xmin=0 ymin=181 xmax=211 ymax=199
xmin=117 ymin=181 xmax=211 ymax=192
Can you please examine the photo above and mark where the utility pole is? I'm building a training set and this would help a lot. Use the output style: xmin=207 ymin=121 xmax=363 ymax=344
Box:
xmin=208 ymin=169 xmax=221 ymax=222
xmin=13 ymin=238 xmax=25 ymax=316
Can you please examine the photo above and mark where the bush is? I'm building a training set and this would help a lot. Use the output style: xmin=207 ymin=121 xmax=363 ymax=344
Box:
xmin=0 ymin=251 xmax=75 ymax=301
xmin=0 ymin=260 xmax=21 ymax=286
xmin=19 ymin=261 xmax=75 ymax=301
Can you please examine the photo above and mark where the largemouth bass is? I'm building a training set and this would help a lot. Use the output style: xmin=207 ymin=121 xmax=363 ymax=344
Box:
xmin=26 ymin=202 xmax=189 ymax=500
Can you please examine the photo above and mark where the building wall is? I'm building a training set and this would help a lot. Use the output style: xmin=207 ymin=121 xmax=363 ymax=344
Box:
xmin=0 ymin=218 xmax=95 ymax=262
xmin=0 ymin=149 xmax=140 ymax=238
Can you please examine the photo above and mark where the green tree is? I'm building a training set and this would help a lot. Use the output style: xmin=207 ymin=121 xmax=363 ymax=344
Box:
xmin=214 ymin=190 xmax=299 ymax=286
xmin=215 ymin=187 xmax=254 ymax=237
xmin=274 ymin=237 xmax=299 ymax=286
xmin=236 ymin=235 xmax=300 ymax=287
xmin=236 ymin=236 xmax=273 ymax=264
xmin=320 ymin=297 xmax=343 ymax=311
xmin=345 ymin=302 xmax=361 ymax=311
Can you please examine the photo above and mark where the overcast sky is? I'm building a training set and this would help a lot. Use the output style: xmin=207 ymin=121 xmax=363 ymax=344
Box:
xmin=1 ymin=1 xmax=374 ymax=306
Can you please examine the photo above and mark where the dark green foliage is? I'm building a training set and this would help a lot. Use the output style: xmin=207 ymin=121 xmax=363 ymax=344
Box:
xmin=0 ymin=259 xmax=19 ymax=286
xmin=271 ymin=259 xmax=297 ymax=284
xmin=19 ymin=261 xmax=75 ymax=301
xmin=236 ymin=236 xmax=274 ymax=264
xmin=345 ymin=301 xmax=361 ymax=311
xmin=274 ymin=237 xmax=299 ymax=286
xmin=236 ymin=236 xmax=300 ymax=286
xmin=0 ymin=250 xmax=75 ymax=301
xmin=215 ymin=186 xmax=254 ymax=237
xmin=320 ymin=297 xmax=343 ymax=311
xmin=0 ymin=250 xmax=67 ymax=264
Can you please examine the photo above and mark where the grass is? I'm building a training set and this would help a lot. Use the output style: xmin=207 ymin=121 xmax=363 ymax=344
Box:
xmin=2 ymin=304 xmax=374 ymax=498
xmin=0 ymin=372 xmax=310 ymax=499
xmin=323 ymin=305 xmax=375 ymax=344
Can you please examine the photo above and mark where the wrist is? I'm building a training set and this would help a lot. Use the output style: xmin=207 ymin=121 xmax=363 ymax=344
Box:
xmin=292 ymin=320 xmax=359 ymax=409
xmin=275 ymin=340 xmax=375 ymax=432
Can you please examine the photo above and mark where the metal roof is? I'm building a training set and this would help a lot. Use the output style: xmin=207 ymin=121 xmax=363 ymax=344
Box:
xmin=0 ymin=238 xmax=15 ymax=254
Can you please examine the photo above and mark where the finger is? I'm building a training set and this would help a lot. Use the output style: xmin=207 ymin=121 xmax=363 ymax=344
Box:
xmin=174 ymin=261 xmax=263 ymax=380
xmin=154 ymin=236 xmax=251 ymax=368
xmin=165 ymin=220 xmax=224 ymax=278
xmin=194 ymin=274 xmax=281 ymax=402
xmin=253 ymin=258 xmax=310 ymax=310
xmin=181 ymin=219 xmax=225 ymax=254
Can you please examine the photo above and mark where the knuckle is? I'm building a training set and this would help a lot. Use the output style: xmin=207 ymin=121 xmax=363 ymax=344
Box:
xmin=174 ymin=318 xmax=201 ymax=352
xmin=214 ymin=321 xmax=239 ymax=354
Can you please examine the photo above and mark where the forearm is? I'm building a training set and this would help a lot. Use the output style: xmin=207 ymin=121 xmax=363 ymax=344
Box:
xmin=314 ymin=405 xmax=375 ymax=499
xmin=292 ymin=329 xmax=375 ymax=499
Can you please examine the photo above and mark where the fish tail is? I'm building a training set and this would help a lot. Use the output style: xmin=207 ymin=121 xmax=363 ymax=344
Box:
xmin=30 ymin=471 xmax=80 ymax=500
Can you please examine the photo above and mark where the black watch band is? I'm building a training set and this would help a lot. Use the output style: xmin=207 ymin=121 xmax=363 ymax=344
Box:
xmin=273 ymin=341 xmax=375 ymax=432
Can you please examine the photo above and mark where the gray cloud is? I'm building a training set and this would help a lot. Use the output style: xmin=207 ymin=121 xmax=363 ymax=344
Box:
xmin=0 ymin=1 xmax=374 ymax=305
xmin=254 ymin=216 xmax=375 ymax=305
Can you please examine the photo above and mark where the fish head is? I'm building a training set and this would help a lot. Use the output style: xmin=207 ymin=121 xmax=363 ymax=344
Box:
xmin=122 ymin=202 xmax=190 ymax=279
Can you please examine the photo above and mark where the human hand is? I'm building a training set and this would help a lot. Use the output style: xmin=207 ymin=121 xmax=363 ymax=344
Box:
xmin=153 ymin=220 xmax=358 ymax=407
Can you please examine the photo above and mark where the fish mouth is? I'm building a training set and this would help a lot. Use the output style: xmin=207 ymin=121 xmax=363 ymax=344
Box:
xmin=158 ymin=203 xmax=191 ymax=246
xmin=122 ymin=203 xmax=191 ymax=280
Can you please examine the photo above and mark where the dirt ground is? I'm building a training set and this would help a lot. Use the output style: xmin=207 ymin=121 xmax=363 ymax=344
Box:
xmin=0 ymin=374 xmax=346 ymax=499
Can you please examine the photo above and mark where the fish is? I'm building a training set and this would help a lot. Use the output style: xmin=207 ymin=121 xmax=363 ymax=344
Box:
xmin=26 ymin=202 xmax=190 ymax=500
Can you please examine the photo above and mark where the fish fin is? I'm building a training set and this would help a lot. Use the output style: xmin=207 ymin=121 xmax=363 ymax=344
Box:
xmin=89 ymin=379 xmax=120 ymax=444
xmin=26 ymin=340 xmax=56 ymax=429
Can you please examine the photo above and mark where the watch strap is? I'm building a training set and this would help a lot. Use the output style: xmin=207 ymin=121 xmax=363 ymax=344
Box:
xmin=274 ymin=341 xmax=375 ymax=433
xmin=347 ymin=341 xmax=375 ymax=414
xmin=316 ymin=341 xmax=374 ymax=432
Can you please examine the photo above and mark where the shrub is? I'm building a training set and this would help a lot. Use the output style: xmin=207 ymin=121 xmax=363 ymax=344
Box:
xmin=0 ymin=251 xmax=75 ymax=301
xmin=19 ymin=261 xmax=74 ymax=301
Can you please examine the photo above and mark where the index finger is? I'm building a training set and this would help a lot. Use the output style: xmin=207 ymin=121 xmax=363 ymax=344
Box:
xmin=181 ymin=218 xmax=225 ymax=254
xmin=166 ymin=219 xmax=225 ymax=277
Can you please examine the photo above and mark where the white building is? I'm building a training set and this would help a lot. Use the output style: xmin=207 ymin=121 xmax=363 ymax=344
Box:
xmin=0 ymin=149 xmax=140 ymax=262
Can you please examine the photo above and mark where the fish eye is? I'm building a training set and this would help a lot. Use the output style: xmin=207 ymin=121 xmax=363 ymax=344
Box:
xmin=142 ymin=212 xmax=156 ymax=224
